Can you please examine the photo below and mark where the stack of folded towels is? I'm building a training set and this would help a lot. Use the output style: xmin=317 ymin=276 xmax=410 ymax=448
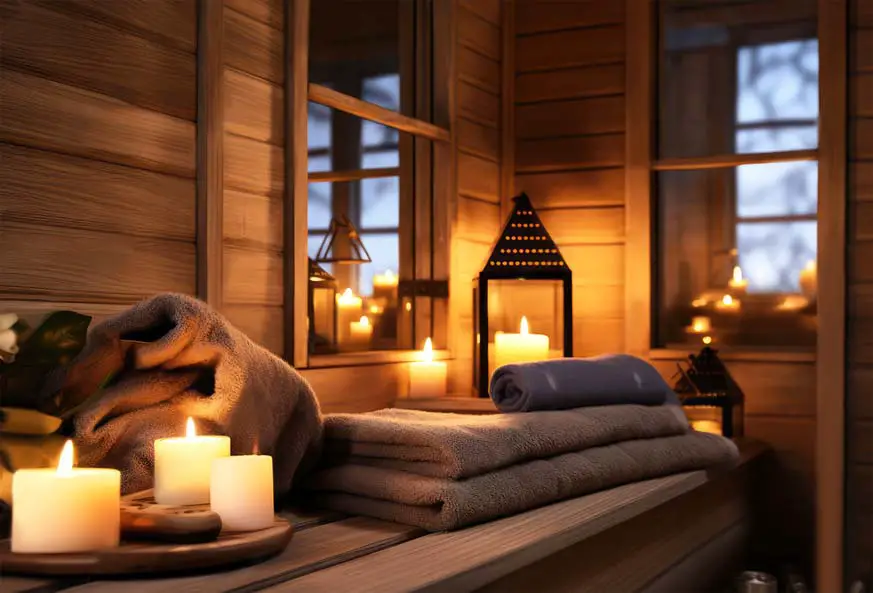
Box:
xmin=306 ymin=354 xmax=739 ymax=531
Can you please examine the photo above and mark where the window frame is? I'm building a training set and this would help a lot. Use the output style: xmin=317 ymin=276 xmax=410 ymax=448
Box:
xmin=286 ymin=0 xmax=453 ymax=369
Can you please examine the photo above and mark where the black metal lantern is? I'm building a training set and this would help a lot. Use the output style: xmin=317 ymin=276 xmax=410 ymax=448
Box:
xmin=473 ymin=193 xmax=573 ymax=397
xmin=672 ymin=346 xmax=745 ymax=438
xmin=308 ymin=258 xmax=338 ymax=354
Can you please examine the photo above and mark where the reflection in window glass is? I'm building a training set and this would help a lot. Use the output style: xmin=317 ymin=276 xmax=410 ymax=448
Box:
xmin=736 ymin=162 xmax=817 ymax=218
xmin=361 ymin=176 xmax=400 ymax=228
xmin=357 ymin=233 xmax=399 ymax=297
xmin=363 ymin=74 xmax=401 ymax=110
xmin=308 ymin=103 xmax=331 ymax=150
xmin=735 ymin=126 xmax=817 ymax=153
xmin=737 ymin=221 xmax=816 ymax=293
xmin=736 ymin=40 xmax=819 ymax=124
xmin=308 ymin=183 xmax=332 ymax=230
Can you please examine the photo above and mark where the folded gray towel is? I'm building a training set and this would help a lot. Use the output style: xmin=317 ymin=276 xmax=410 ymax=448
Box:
xmin=41 ymin=293 xmax=323 ymax=497
xmin=322 ymin=405 xmax=690 ymax=479
xmin=489 ymin=354 xmax=681 ymax=413
xmin=308 ymin=432 xmax=739 ymax=531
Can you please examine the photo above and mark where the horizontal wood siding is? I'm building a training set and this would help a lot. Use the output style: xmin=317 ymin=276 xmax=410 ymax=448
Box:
xmin=0 ymin=1 xmax=197 ymax=316
xmin=847 ymin=1 xmax=873 ymax=581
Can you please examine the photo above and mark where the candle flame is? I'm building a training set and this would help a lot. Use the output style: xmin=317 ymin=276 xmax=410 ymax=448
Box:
xmin=57 ymin=440 xmax=74 ymax=476
xmin=702 ymin=336 xmax=712 ymax=345
xmin=359 ymin=315 xmax=370 ymax=327
xmin=369 ymin=304 xmax=383 ymax=314
xmin=520 ymin=316 xmax=530 ymax=335
xmin=337 ymin=288 xmax=357 ymax=305
xmin=805 ymin=260 xmax=816 ymax=272
xmin=404 ymin=301 xmax=412 ymax=312
xmin=186 ymin=417 xmax=197 ymax=438
xmin=422 ymin=337 xmax=433 ymax=363
xmin=722 ymin=294 xmax=733 ymax=306
xmin=692 ymin=319 xmax=707 ymax=332
xmin=732 ymin=266 xmax=743 ymax=282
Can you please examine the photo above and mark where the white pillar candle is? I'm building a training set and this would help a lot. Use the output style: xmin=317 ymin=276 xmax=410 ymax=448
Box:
xmin=408 ymin=338 xmax=447 ymax=398
xmin=336 ymin=288 xmax=363 ymax=344
xmin=493 ymin=316 xmax=550 ymax=370
xmin=347 ymin=315 xmax=373 ymax=348
xmin=727 ymin=265 xmax=748 ymax=296
xmin=210 ymin=454 xmax=274 ymax=532
xmin=12 ymin=440 xmax=120 ymax=554
xmin=154 ymin=417 xmax=230 ymax=506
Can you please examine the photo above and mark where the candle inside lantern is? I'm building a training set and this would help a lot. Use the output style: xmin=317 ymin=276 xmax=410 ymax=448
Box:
xmin=211 ymin=450 xmax=274 ymax=532
xmin=715 ymin=294 xmax=740 ymax=312
xmin=494 ymin=316 xmax=550 ymax=370
xmin=336 ymin=288 xmax=363 ymax=344
xmin=690 ymin=316 xmax=711 ymax=333
xmin=690 ymin=420 xmax=722 ymax=435
xmin=348 ymin=315 xmax=373 ymax=348
xmin=12 ymin=440 xmax=120 ymax=553
xmin=408 ymin=338 xmax=447 ymax=399
xmin=154 ymin=417 xmax=230 ymax=506
xmin=728 ymin=265 xmax=748 ymax=295
xmin=798 ymin=260 xmax=817 ymax=299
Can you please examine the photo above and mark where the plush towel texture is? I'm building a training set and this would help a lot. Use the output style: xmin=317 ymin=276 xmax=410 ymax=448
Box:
xmin=42 ymin=293 xmax=323 ymax=497
xmin=489 ymin=354 xmax=681 ymax=413
xmin=322 ymin=405 xmax=690 ymax=479
xmin=308 ymin=432 xmax=738 ymax=531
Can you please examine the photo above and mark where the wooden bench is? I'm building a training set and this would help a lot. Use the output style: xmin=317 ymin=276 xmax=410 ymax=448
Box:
xmin=2 ymin=440 xmax=766 ymax=593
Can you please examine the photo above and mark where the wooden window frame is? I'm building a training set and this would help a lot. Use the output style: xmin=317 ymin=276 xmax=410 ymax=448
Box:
xmin=286 ymin=0 xmax=453 ymax=370
xmin=625 ymin=0 xmax=847 ymax=590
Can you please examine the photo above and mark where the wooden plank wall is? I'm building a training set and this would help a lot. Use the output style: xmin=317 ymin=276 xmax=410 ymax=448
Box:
xmin=0 ymin=0 xmax=198 ymax=324
xmin=847 ymin=0 xmax=873 ymax=580
xmin=219 ymin=0 xmax=286 ymax=356
xmin=449 ymin=0 xmax=507 ymax=394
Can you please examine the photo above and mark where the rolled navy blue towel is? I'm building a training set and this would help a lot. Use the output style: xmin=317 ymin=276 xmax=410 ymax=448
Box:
xmin=489 ymin=354 xmax=680 ymax=413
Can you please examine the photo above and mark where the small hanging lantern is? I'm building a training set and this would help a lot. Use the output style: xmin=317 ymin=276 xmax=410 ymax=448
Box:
xmin=308 ymin=258 xmax=338 ymax=354
xmin=314 ymin=215 xmax=372 ymax=265
xmin=473 ymin=193 xmax=573 ymax=397
xmin=672 ymin=346 xmax=745 ymax=437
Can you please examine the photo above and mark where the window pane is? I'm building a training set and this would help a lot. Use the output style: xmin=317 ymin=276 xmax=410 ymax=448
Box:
xmin=308 ymin=183 xmax=332 ymax=230
xmin=656 ymin=168 xmax=817 ymax=350
xmin=356 ymin=233 xmax=399 ymax=297
xmin=658 ymin=0 xmax=818 ymax=159
xmin=361 ymin=176 xmax=400 ymax=228
xmin=307 ymin=104 xmax=400 ymax=172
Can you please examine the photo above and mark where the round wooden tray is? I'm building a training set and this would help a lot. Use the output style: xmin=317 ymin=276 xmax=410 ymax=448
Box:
xmin=0 ymin=491 xmax=294 ymax=576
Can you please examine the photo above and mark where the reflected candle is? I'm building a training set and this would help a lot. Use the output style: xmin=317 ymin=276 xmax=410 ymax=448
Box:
xmin=211 ymin=451 xmax=274 ymax=532
xmin=154 ymin=418 xmax=230 ymax=505
xmin=798 ymin=260 xmax=817 ymax=299
xmin=336 ymin=288 xmax=363 ymax=344
xmin=728 ymin=266 xmax=748 ymax=295
xmin=715 ymin=294 xmax=741 ymax=312
xmin=12 ymin=440 xmax=120 ymax=553
xmin=408 ymin=338 xmax=447 ymax=398
xmin=348 ymin=315 xmax=373 ymax=348
xmin=494 ymin=316 xmax=550 ymax=370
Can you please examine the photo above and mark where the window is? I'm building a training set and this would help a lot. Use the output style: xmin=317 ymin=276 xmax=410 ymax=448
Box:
xmin=654 ymin=0 xmax=819 ymax=350
xmin=302 ymin=0 xmax=450 ymax=361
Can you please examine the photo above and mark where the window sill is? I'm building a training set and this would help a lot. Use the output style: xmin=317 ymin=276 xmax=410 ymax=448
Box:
xmin=650 ymin=348 xmax=815 ymax=364
xmin=305 ymin=348 xmax=452 ymax=369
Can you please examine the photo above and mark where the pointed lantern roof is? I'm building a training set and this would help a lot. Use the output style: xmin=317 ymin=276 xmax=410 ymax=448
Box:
xmin=479 ymin=193 xmax=570 ymax=280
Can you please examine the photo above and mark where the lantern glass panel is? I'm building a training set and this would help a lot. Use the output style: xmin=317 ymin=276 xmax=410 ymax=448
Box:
xmin=309 ymin=280 xmax=337 ymax=354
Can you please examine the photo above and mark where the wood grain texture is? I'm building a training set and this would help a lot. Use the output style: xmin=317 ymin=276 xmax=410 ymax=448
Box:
xmin=458 ymin=46 xmax=501 ymax=94
xmin=854 ymin=28 xmax=873 ymax=72
xmin=458 ymin=81 xmax=500 ymax=128
xmin=516 ymin=26 xmax=624 ymax=72
xmin=515 ymin=0 xmax=624 ymax=35
xmin=223 ymin=246 xmax=283 ymax=306
xmin=224 ymin=133 xmax=284 ymax=197
xmin=515 ymin=96 xmax=625 ymax=139
xmin=226 ymin=68 xmax=283 ymax=144
xmin=539 ymin=206 xmax=625 ymax=245
xmin=516 ymin=63 xmax=625 ymax=104
xmin=849 ymin=283 xmax=873 ymax=363
xmin=1 ymin=1 xmax=196 ymax=121
xmin=0 ymin=69 xmax=195 ymax=178
xmin=302 ymin=365 xmax=401 ymax=413
xmin=0 ymin=300 xmax=129 ymax=329
xmin=516 ymin=168 xmax=625 ymax=208
xmin=854 ymin=0 xmax=873 ymax=27
xmin=0 ymin=222 xmax=195 ymax=302
xmin=853 ymin=118 xmax=873 ymax=158
xmin=575 ymin=317 xmax=625 ymax=355
xmin=457 ymin=197 xmax=501 ymax=242
xmin=226 ymin=6 xmax=283 ymax=83
xmin=852 ymin=200 xmax=873 ymax=240
xmin=223 ymin=304 xmax=284 ymax=354
xmin=458 ymin=118 xmax=500 ymax=161
xmin=560 ymin=244 xmax=625 ymax=286
xmin=226 ymin=0 xmax=282 ymax=29
xmin=460 ymin=0 xmax=500 ymax=25
xmin=575 ymin=284 xmax=625 ymax=319
xmin=852 ymin=74 xmax=873 ymax=117
xmin=458 ymin=152 xmax=501 ymax=202
xmin=34 ymin=0 xmax=197 ymax=54
xmin=516 ymin=134 xmax=625 ymax=172
xmin=458 ymin=6 xmax=501 ymax=60
xmin=851 ymin=161 xmax=873 ymax=201
xmin=224 ymin=189 xmax=284 ymax=250
xmin=0 ymin=143 xmax=194 ymax=241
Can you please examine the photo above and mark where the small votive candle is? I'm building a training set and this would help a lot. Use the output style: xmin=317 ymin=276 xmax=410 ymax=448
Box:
xmin=348 ymin=315 xmax=373 ymax=348
xmin=211 ymin=453 xmax=274 ymax=532
xmin=408 ymin=338 xmax=447 ymax=398
xmin=727 ymin=265 xmax=748 ymax=296
xmin=12 ymin=440 xmax=120 ymax=553
xmin=689 ymin=316 xmax=711 ymax=333
xmin=154 ymin=418 xmax=230 ymax=505
xmin=715 ymin=294 xmax=741 ymax=312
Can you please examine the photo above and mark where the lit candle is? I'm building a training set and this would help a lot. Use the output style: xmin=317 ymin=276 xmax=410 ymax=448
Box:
xmin=348 ymin=315 xmax=373 ymax=348
xmin=715 ymin=294 xmax=741 ymax=312
xmin=690 ymin=420 xmax=722 ymax=435
xmin=12 ymin=440 xmax=120 ymax=553
xmin=154 ymin=418 xmax=230 ymax=506
xmin=728 ymin=265 xmax=748 ymax=295
xmin=798 ymin=260 xmax=817 ymax=299
xmin=211 ymin=451 xmax=274 ymax=532
xmin=777 ymin=295 xmax=810 ymax=311
xmin=336 ymin=288 xmax=363 ymax=344
xmin=373 ymin=269 xmax=399 ymax=301
xmin=408 ymin=338 xmax=447 ymax=399
xmin=493 ymin=316 xmax=550 ymax=370
xmin=689 ymin=316 xmax=711 ymax=333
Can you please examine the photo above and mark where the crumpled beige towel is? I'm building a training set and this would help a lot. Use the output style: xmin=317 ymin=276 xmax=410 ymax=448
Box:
xmin=42 ymin=293 xmax=323 ymax=497
xmin=322 ymin=405 xmax=690 ymax=479
xmin=308 ymin=432 xmax=739 ymax=531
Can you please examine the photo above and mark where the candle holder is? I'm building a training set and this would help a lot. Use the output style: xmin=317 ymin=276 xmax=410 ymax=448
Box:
xmin=671 ymin=346 xmax=744 ymax=438
xmin=473 ymin=193 xmax=573 ymax=397
xmin=308 ymin=259 xmax=338 ymax=355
